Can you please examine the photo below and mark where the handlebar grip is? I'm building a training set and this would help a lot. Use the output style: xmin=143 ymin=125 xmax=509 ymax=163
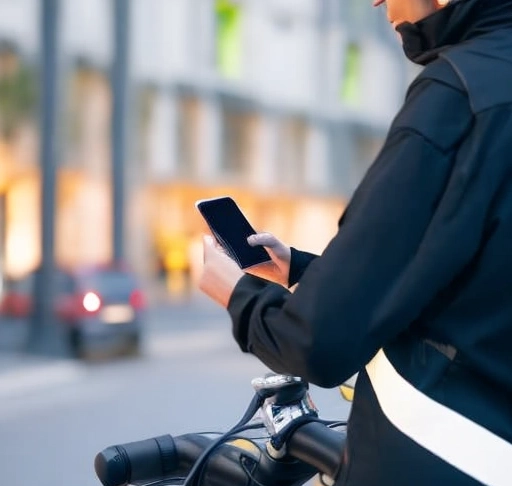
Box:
xmin=95 ymin=424 xmax=346 ymax=486
xmin=94 ymin=434 xmax=212 ymax=486
xmin=287 ymin=421 xmax=346 ymax=480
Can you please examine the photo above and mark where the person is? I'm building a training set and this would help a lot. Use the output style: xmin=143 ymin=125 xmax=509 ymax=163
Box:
xmin=198 ymin=0 xmax=512 ymax=484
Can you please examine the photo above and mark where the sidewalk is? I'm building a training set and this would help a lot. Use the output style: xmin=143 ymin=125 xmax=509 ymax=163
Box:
xmin=0 ymin=318 xmax=34 ymax=375
xmin=0 ymin=349 xmax=71 ymax=377
xmin=0 ymin=319 xmax=75 ymax=383
xmin=0 ymin=351 xmax=41 ymax=374
xmin=0 ymin=316 xmax=29 ymax=349
xmin=0 ymin=349 xmax=84 ymax=400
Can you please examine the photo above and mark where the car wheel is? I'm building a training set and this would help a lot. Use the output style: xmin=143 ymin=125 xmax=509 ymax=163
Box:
xmin=124 ymin=332 xmax=142 ymax=357
xmin=69 ymin=328 xmax=85 ymax=359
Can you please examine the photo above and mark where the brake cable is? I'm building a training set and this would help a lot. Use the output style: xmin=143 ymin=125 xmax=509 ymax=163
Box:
xmin=181 ymin=391 xmax=266 ymax=486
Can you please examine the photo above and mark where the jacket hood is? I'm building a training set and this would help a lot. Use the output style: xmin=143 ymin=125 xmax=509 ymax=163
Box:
xmin=396 ymin=0 xmax=512 ymax=65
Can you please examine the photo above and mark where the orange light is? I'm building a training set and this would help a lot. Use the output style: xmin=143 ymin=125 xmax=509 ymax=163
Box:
xmin=82 ymin=292 xmax=101 ymax=312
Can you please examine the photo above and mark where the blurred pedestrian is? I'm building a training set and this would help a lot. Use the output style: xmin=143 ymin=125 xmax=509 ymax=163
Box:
xmin=199 ymin=1 xmax=512 ymax=484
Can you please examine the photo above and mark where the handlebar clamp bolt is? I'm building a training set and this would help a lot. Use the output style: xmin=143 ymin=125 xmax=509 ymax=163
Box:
xmin=265 ymin=441 xmax=287 ymax=460
xmin=320 ymin=473 xmax=335 ymax=486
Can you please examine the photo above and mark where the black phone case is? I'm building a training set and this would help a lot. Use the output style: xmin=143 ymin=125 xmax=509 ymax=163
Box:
xmin=196 ymin=197 xmax=271 ymax=269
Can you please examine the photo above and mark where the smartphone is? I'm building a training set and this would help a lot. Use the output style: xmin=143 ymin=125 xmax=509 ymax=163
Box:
xmin=195 ymin=196 xmax=272 ymax=269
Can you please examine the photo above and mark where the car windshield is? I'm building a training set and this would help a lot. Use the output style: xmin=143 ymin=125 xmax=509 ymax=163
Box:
xmin=79 ymin=271 xmax=138 ymax=301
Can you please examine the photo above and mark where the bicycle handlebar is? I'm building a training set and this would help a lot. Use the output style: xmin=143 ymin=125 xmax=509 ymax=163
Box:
xmin=95 ymin=434 xmax=209 ymax=486
xmin=287 ymin=421 xmax=346 ymax=480
xmin=95 ymin=421 xmax=346 ymax=486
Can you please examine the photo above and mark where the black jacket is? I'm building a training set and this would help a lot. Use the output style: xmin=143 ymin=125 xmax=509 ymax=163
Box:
xmin=228 ymin=1 xmax=512 ymax=484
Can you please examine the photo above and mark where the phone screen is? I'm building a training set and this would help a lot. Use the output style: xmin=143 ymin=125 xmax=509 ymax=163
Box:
xmin=196 ymin=197 xmax=271 ymax=269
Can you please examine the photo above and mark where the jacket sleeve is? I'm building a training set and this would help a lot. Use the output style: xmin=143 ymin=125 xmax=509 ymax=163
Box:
xmin=288 ymin=248 xmax=318 ymax=287
xmin=228 ymin=75 xmax=477 ymax=388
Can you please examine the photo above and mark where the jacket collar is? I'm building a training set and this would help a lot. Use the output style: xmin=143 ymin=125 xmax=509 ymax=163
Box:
xmin=396 ymin=0 xmax=512 ymax=65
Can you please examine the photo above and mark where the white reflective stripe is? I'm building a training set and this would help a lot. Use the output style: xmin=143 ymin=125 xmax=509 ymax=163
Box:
xmin=366 ymin=349 xmax=512 ymax=486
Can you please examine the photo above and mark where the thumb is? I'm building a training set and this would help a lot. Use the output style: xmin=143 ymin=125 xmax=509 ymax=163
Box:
xmin=247 ymin=232 xmax=279 ymax=249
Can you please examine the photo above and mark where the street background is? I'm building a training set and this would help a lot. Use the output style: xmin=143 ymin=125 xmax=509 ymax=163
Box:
xmin=0 ymin=293 xmax=351 ymax=486
xmin=0 ymin=1 xmax=409 ymax=485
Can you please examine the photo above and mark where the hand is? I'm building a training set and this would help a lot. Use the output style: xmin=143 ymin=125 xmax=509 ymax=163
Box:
xmin=246 ymin=232 xmax=291 ymax=286
xmin=198 ymin=235 xmax=244 ymax=308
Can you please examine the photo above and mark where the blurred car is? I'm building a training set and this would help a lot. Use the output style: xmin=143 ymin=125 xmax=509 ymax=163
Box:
xmin=0 ymin=277 xmax=32 ymax=319
xmin=0 ymin=263 xmax=146 ymax=358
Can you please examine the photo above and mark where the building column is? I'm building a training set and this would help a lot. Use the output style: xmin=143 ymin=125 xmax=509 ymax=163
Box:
xmin=147 ymin=88 xmax=179 ymax=179
xmin=196 ymin=94 xmax=222 ymax=180
xmin=29 ymin=0 xmax=63 ymax=355
xmin=111 ymin=0 xmax=131 ymax=263
xmin=305 ymin=120 xmax=330 ymax=192
xmin=250 ymin=112 xmax=279 ymax=189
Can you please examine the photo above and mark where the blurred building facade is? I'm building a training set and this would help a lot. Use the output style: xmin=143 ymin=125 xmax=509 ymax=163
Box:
xmin=0 ymin=0 xmax=409 ymax=295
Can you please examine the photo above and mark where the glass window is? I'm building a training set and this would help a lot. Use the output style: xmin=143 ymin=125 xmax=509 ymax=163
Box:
xmin=215 ymin=0 xmax=243 ymax=79
xmin=133 ymin=84 xmax=155 ymax=174
xmin=63 ymin=64 xmax=110 ymax=174
xmin=176 ymin=95 xmax=201 ymax=177
xmin=276 ymin=118 xmax=307 ymax=190
xmin=220 ymin=106 xmax=252 ymax=176
xmin=340 ymin=42 xmax=362 ymax=105
xmin=0 ymin=47 xmax=37 ymax=140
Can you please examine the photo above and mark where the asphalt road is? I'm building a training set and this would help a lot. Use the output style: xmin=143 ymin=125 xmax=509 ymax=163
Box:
xmin=0 ymin=295 xmax=351 ymax=486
